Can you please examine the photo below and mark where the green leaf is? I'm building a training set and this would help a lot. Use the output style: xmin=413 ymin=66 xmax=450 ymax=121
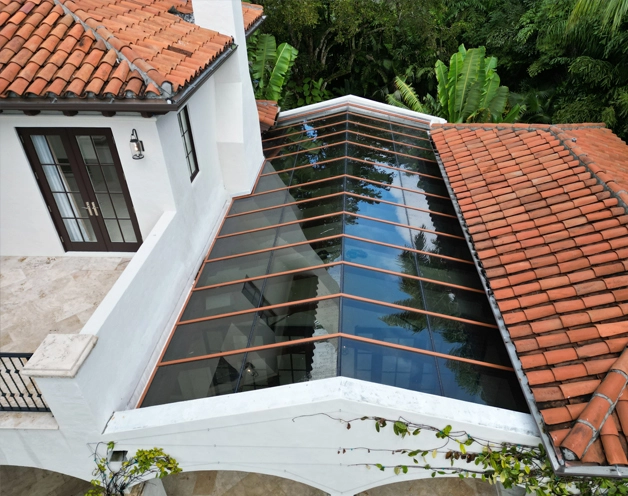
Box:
xmin=265 ymin=42 xmax=298 ymax=101
xmin=251 ymin=34 xmax=277 ymax=94
xmin=453 ymin=47 xmax=484 ymax=122
xmin=435 ymin=60 xmax=448 ymax=112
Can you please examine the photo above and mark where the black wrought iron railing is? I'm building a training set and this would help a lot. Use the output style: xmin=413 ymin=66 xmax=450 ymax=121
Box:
xmin=0 ymin=353 xmax=50 ymax=412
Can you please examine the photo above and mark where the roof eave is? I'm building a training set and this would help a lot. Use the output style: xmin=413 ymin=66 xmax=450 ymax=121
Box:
xmin=245 ymin=15 xmax=266 ymax=38
xmin=429 ymin=130 xmax=628 ymax=480
xmin=0 ymin=44 xmax=237 ymax=115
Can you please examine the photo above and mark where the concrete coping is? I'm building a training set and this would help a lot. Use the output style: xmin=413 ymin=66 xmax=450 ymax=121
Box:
xmin=21 ymin=334 xmax=98 ymax=378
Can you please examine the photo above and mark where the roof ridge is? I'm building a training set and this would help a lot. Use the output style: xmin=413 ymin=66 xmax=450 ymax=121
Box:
xmin=560 ymin=347 xmax=628 ymax=463
xmin=52 ymin=0 xmax=173 ymax=97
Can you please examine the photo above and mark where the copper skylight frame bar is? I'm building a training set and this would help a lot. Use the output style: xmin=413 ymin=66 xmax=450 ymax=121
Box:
xmin=204 ymin=233 xmax=473 ymax=265
xmin=262 ymin=117 xmax=432 ymax=144
xmin=214 ymin=210 xmax=465 ymax=242
xmin=246 ymin=174 xmax=449 ymax=201
xmin=176 ymin=293 xmax=498 ymax=329
xmin=262 ymin=128 xmax=433 ymax=153
xmin=260 ymin=155 xmax=444 ymax=183
xmin=156 ymin=332 xmax=514 ymax=372
xmin=193 ymin=260 xmax=485 ymax=294
xmin=225 ymin=192 xmax=457 ymax=221
xmin=266 ymin=140 xmax=437 ymax=164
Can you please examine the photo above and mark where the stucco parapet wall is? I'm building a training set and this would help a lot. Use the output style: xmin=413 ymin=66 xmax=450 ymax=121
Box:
xmin=0 ymin=412 xmax=58 ymax=430
xmin=277 ymin=95 xmax=447 ymax=126
xmin=21 ymin=334 xmax=97 ymax=378
xmin=106 ymin=377 xmax=540 ymax=441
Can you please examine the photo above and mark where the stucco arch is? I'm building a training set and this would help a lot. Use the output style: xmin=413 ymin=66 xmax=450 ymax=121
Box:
xmin=0 ymin=465 xmax=91 ymax=496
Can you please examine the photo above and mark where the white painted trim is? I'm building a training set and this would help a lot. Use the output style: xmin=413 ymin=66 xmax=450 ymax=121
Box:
xmin=277 ymin=95 xmax=447 ymax=125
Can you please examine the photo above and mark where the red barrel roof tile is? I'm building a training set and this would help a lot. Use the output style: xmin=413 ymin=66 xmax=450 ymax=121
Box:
xmin=431 ymin=122 xmax=628 ymax=471
xmin=0 ymin=0 xmax=263 ymax=100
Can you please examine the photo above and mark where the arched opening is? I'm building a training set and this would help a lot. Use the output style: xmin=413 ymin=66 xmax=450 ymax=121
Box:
xmin=162 ymin=471 xmax=325 ymax=496
xmin=0 ymin=465 xmax=90 ymax=496
xmin=355 ymin=477 xmax=525 ymax=496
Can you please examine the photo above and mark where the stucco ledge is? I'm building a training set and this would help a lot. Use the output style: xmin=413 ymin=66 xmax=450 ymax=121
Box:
xmin=21 ymin=334 xmax=97 ymax=378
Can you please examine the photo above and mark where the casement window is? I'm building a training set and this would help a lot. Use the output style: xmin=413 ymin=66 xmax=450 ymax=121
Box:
xmin=177 ymin=106 xmax=199 ymax=181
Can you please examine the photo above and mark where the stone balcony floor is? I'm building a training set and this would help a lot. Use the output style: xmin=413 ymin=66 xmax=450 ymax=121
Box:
xmin=0 ymin=256 xmax=130 ymax=353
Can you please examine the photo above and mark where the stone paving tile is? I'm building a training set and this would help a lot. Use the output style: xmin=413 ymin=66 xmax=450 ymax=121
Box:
xmin=0 ymin=255 xmax=129 ymax=353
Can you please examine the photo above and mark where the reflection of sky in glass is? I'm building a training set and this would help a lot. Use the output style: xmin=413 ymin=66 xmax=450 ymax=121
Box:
xmin=143 ymin=110 xmax=527 ymax=414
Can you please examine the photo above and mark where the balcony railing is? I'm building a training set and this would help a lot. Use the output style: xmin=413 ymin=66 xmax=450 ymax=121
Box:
xmin=0 ymin=353 xmax=50 ymax=412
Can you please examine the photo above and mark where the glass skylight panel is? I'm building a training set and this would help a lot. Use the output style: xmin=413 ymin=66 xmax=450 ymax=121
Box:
xmin=141 ymin=107 xmax=527 ymax=414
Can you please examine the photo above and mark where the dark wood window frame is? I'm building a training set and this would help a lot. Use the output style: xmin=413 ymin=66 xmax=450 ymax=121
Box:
xmin=177 ymin=106 xmax=200 ymax=181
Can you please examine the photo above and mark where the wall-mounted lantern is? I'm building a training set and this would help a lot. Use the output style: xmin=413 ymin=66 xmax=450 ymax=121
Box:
xmin=129 ymin=129 xmax=145 ymax=160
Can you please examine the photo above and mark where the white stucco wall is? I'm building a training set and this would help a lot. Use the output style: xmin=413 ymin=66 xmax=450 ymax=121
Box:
xmin=0 ymin=113 xmax=175 ymax=256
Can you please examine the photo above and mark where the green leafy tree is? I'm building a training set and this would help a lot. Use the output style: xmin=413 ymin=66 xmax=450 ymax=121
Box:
xmin=86 ymin=442 xmax=181 ymax=496
xmin=388 ymin=45 xmax=522 ymax=123
xmin=248 ymin=33 xmax=298 ymax=103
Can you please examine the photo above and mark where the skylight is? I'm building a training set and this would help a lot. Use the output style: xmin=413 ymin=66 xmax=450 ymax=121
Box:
xmin=140 ymin=105 xmax=528 ymax=413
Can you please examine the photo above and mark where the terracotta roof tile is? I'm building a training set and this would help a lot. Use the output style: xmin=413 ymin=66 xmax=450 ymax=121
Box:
xmin=432 ymin=122 xmax=628 ymax=472
xmin=0 ymin=0 xmax=248 ymax=101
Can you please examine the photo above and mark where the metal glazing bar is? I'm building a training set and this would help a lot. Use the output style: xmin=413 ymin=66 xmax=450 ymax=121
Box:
xmin=215 ymin=210 xmax=464 ymax=241
xmin=176 ymin=292 xmax=497 ymax=329
xmin=157 ymin=332 xmax=512 ymax=372
xmin=193 ymin=260 xmax=483 ymax=294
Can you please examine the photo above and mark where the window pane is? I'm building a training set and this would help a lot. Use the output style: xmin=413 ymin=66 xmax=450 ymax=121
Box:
xmin=254 ymin=173 xmax=292 ymax=193
xmin=102 ymin=166 xmax=122 ymax=193
xmin=238 ymin=339 xmax=339 ymax=393
xmin=86 ymin=166 xmax=107 ymax=193
xmin=341 ymin=299 xmax=432 ymax=351
xmin=436 ymin=358 xmax=527 ymax=412
xmin=220 ymin=208 xmax=285 ymax=236
xmin=344 ymin=215 xmax=413 ymax=249
xmin=345 ymin=177 xmax=405 ymax=205
xmin=141 ymin=354 xmax=244 ymax=407
xmin=119 ymin=219 xmax=137 ymax=243
xmin=340 ymin=340 xmax=441 ymax=396
xmin=429 ymin=316 xmax=511 ymax=366
xmin=261 ymin=267 xmax=341 ymax=306
xmin=111 ymin=194 xmax=130 ymax=218
xmin=289 ymin=160 xmax=346 ymax=185
xmin=280 ymin=195 xmax=344 ymax=224
xmin=104 ymin=219 xmax=123 ymax=243
xmin=346 ymin=160 xmax=403 ymax=188
xmin=182 ymin=278 xmax=265 ymax=321
xmin=229 ymin=191 xmax=288 ymax=215
xmin=198 ymin=252 xmax=273 ymax=287
xmin=343 ymin=265 xmax=425 ymax=311
xmin=92 ymin=136 xmax=114 ymax=164
xmin=209 ymin=228 xmax=279 ymax=259
xmin=404 ymin=190 xmax=456 ymax=216
xmin=268 ymin=238 xmax=343 ymax=273
xmin=276 ymin=216 xmax=343 ymax=245
xmin=96 ymin=194 xmax=115 ymax=218
xmin=421 ymin=281 xmax=495 ymax=324
xmin=250 ymin=299 xmax=340 ymax=346
xmin=399 ymin=173 xmax=449 ymax=197
xmin=343 ymin=237 xmax=418 ymax=275
xmin=163 ymin=314 xmax=256 ymax=361
xmin=76 ymin=136 xmax=99 ymax=164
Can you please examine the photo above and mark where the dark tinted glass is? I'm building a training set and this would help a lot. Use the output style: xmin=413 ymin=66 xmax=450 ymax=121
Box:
xmin=209 ymin=228 xmax=279 ymax=259
xmin=261 ymin=267 xmax=341 ymax=306
xmin=429 ymin=316 xmax=511 ymax=366
xmin=421 ymin=281 xmax=495 ymax=324
xmin=343 ymin=237 xmax=418 ymax=276
xmin=220 ymin=208 xmax=284 ymax=236
xmin=276 ymin=216 xmax=343 ymax=245
xmin=340 ymin=339 xmax=441 ymax=396
xmin=415 ymin=254 xmax=482 ymax=289
xmin=198 ymin=251 xmax=272 ymax=286
xmin=343 ymin=265 xmax=424 ymax=310
xmin=250 ymin=299 xmax=339 ymax=346
xmin=289 ymin=160 xmax=346 ymax=184
xmin=403 ymin=189 xmax=457 ymax=216
xmin=341 ymin=299 xmax=432 ymax=350
xmin=163 ymin=314 xmax=255 ymax=361
xmin=436 ymin=358 xmax=528 ymax=412
xmin=280 ymin=195 xmax=344 ymax=223
xmin=345 ymin=177 xmax=406 ymax=205
xmin=229 ymin=191 xmax=288 ymax=215
xmin=238 ymin=339 xmax=339 ymax=393
xmin=344 ymin=215 xmax=413 ymax=249
xmin=346 ymin=160 xmax=402 ymax=188
xmin=182 ymin=278 xmax=265 ymax=321
xmin=400 ymin=173 xmax=449 ymax=197
xmin=141 ymin=353 xmax=244 ymax=407
xmin=268 ymin=238 xmax=343 ymax=273
xmin=254 ymin=172 xmax=292 ymax=192
xmin=288 ymin=177 xmax=344 ymax=201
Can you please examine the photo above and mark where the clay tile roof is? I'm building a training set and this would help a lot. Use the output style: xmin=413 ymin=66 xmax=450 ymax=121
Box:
xmin=0 ymin=0 xmax=254 ymax=102
xmin=256 ymin=99 xmax=279 ymax=133
xmin=431 ymin=122 xmax=628 ymax=474
xmin=241 ymin=2 xmax=263 ymax=32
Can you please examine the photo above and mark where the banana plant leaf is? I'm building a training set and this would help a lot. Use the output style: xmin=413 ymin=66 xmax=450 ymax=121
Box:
xmin=265 ymin=42 xmax=298 ymax=101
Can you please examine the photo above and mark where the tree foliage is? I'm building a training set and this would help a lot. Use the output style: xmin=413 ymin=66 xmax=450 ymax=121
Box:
xmin=86 ymin=442 xmax=181 ymax=496
xmin=256 ymin=0 xmax=628 ymax=139
xmin=387 ymin=45 xmax=521 ymax=123
xmin=248 ymin=33 xmax=298 ymax=103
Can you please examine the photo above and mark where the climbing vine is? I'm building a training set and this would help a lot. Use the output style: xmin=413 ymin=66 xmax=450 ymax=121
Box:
xmin=296 ymin=414 xmax=628 ymax=496
xmin=86 ymin=442 xmax=181 ymax=496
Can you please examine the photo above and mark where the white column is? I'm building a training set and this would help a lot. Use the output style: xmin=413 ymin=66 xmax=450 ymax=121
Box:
xmin=192 ymin=0 xmax=265 ymax=195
